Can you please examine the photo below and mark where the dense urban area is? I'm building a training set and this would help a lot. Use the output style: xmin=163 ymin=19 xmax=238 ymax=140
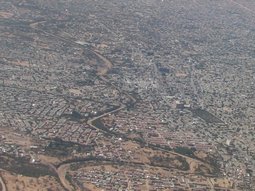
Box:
xmin=0 ymin=0 xmax=255 ymax=190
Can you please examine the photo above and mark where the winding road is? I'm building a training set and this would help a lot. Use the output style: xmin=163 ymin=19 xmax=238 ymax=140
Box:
xmin=28 ymin=21 xmax=216 ymax=191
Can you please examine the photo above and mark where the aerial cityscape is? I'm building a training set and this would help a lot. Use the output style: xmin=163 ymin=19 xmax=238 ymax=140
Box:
xmin=0 ymin=0 xmax=255 ymax=190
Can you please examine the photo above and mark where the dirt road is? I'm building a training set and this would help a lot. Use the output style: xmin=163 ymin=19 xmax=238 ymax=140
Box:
xmin=0 ymin=176 xmax=6 ymax=191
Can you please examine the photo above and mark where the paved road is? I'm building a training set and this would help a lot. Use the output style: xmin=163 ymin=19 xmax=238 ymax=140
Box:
xmin=87 ymin=104 xmax=125 ymax=128
xmin=228 ymin=0 xmax=255 ymax=14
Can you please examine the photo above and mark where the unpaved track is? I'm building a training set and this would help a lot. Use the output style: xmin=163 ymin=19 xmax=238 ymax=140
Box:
xmin=57 ymin=164 xmax=75 ymax=191
xmin=0 ymin=176 xmax=6 ymax=191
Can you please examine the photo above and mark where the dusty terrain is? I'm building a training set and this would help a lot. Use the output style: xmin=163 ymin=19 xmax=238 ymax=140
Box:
xmin=0 ymin=170 xmax=63 ymax=191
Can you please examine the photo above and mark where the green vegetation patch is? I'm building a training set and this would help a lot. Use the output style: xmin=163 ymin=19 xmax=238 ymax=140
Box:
xmin=174 ymin=147 xmax=196 ymax=157
xmin=192 ymin=109 xmax=224 ymax=123
xmin=45 ymin=138 xmax=93 ymax=157
xmin=0 ymin=155 xmax=56 ymax=178
xmin=150 ymin=155 xmax=190 ymax=171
